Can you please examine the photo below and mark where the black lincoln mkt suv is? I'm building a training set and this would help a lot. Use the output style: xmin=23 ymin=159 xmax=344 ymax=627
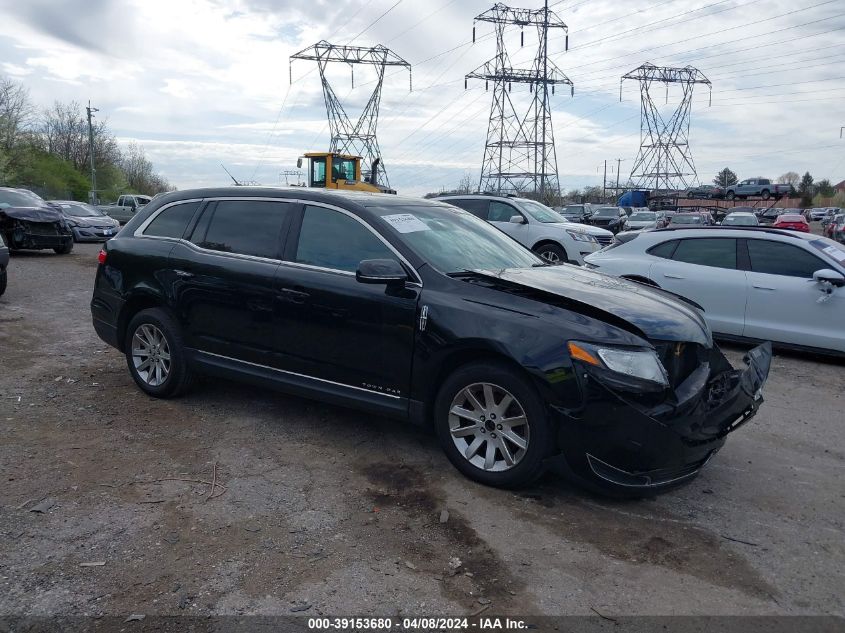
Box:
xmin=91 ymin=188 xmax=771 ymax=495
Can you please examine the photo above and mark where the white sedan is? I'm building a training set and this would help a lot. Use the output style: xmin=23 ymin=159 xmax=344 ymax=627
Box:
xmin=584 ymin=227 xmax=845 ymax=355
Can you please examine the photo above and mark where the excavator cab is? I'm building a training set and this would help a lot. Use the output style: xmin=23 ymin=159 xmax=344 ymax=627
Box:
xmin=297 ymin=153 xmax=396 ymax=194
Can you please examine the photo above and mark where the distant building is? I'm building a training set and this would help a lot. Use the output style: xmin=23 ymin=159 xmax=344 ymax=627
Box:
xmin=834 ymin=180 xmax=845 ymax=195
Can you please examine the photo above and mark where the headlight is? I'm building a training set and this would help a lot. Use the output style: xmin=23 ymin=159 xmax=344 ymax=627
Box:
xmin=568 ymin=341 xmax=668 ymax=386
xmin=566 ymin=229 xmax=596 ymax=243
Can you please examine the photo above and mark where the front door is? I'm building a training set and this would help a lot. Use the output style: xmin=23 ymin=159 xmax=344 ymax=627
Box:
xmin=274 ymin=204 xmax=419 ymax=402
xmin=168 ymin=198 xmax=296 ymax=367
xmin=743 ymin=238 xmax=845 ymax=351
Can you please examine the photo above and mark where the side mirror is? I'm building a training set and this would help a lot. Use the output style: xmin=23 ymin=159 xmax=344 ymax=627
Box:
xmin=813 ymin=269 xmax=845 ymax=287
xmin=296 ymin=157 xmax=303 ymax=169
xmin=356 ymin=259 xmax=407 ymax=285
xmin=509 ymin=215 xmax=526 ymax=224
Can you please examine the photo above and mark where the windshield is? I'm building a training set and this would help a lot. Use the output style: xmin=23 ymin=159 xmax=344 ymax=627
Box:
xmin=57 ymin=202 xmax=104 ymax=217
xmin=723 ymin=214 xmax=757 ymax=225
xmin=670 ymin=214 xmax=702 ymax=224
xmin=0 ymin=189 xmax=44 ymax=208
xmin=371 ymin=204 xmax=543 ymax=274
xmin=563 ymin=205 xmax=583 ymax=214
xmin=593 ymin=207 xmax=618 ymax=218
xmin=513 ymin=199 xmax=563 ymax=223
xmin=629 ymin=212 xmax=656 ymax=221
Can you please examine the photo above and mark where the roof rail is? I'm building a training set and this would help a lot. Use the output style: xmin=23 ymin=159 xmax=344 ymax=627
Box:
xmin=652 ymin=226 xmax=803 ymax=238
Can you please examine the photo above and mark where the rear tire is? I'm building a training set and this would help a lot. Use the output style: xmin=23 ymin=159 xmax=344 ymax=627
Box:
xmin=434 ymin=362 xmax=553 ymax=489
xmin=53 ymin=242 xmax=73 ymax=255
xmin=534 ymin=243 xmax=567 ymax=264
xmin=125 ymin=308 xmax=193 ymax=398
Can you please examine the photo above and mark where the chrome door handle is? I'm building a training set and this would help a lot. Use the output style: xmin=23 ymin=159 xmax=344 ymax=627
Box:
xmin=174 ymin=269 xmax=194 ymax=278
xmin=663 ymin=273 xmax=684 ymax=279
xmin=752 ymin=285 xmax=776 ymax=290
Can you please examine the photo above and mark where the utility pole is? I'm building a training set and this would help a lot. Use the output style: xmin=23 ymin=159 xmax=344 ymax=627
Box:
xmin=86 ymin=101 xmax=99 ymax=204
xmin=602 ymin=160 xmax=607 ymax=201
xmin=615 ymin=158 xmax=625 ymax=198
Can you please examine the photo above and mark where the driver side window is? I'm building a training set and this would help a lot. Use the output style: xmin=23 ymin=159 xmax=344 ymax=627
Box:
xmin=746 ymin=240 xmax=825 ymax=278
xmin=488 ymin=201 xmax=518 ymax=223
xmin=294 ymin=206 xmax=396 ymax=273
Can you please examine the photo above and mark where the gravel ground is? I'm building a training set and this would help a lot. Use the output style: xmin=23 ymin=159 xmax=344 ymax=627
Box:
xmin=0 ymin=241 xmax=843 ymax=618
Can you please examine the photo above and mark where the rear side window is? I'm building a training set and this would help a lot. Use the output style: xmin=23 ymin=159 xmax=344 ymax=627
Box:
xmin=143 ymin=201 xmax=200 ymax=239
xmin=447 ymin=199 xmax=488 ymax=218
xmin=672 ymin=238 xmax=736 ymax=269
xmin=294 ymin=205 xmax=395 ymax=273
xmin=191 ymin=200 xmax=290 ymax=259
xmin=647 ymin=240 xmax=678 ymax=259
xmin=747 ymin=239 xmax=825 ymax=278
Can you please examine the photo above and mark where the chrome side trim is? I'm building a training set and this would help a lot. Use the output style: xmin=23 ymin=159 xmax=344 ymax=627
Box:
xmin=194 ymin=350 xmax=402 ymax=400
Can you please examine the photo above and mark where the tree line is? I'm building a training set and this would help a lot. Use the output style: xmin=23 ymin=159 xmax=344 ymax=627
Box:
xmin=0 ymin=75 xmax=172 ymax=202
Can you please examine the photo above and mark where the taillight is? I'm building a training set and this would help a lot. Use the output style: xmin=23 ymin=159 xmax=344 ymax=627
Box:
xmin=97 ymin=249 xmax=107 ymax=265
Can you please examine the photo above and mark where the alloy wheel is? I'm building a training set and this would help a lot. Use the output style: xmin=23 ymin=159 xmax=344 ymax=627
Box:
xmin=540 ymin=250 xmax=560 ymax=263
xmin=448 ymin=382 xmax=530 ymax=472
xmin=131 ymin=323 xmax=171 ymax=387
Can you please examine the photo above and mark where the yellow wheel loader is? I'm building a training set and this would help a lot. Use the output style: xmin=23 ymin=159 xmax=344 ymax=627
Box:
xmin=297 ymin=153 xmax=396 ymax=194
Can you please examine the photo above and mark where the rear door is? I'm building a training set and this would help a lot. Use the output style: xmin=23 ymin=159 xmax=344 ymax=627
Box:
xmin=742 ymin=238 xmax=844 ymax=351
xmin=168 ymin=198 xmax=296 ymax=367
xmin=273 ymin=203 xmax=420 ymax=406
xmin=648 ymin=237 xmax=747 ymax=335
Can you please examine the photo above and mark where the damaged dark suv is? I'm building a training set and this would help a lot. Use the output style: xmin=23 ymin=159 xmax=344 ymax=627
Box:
xmin=0 ymin=188 xmax=74 ymax=254
xmin=91 ymin=188 xmax=771 ymax=495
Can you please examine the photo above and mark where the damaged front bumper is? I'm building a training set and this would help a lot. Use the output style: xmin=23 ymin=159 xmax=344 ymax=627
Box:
xmin=548 ymin=342 xmax=772 ymax=493
xmin=4 ymin=220 xmax=73 ymax=250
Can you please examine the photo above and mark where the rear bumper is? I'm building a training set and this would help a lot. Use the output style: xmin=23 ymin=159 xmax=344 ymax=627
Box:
xmin=548 ymin=342 xmax=772 ymax=495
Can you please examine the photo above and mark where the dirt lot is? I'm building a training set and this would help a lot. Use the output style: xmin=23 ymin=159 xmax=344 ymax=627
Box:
xmin=0 ymin=242 xmax=843 ymax=618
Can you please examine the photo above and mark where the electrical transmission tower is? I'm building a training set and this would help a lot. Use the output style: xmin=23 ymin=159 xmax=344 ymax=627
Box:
xmin=621 ymin=63 xmax=712 ymax=192
xmin=466 ymin=1 xmax=573 ymax=202
xmin=290 ymin=41 xmax=411 ymax=187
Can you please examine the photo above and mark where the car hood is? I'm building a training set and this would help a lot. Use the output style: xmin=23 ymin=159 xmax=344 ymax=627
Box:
xmin=69 ymin=215 xmax=118 ymax=226
xmin=0 ymin=205 xmax=64 ymax=223
xmin=628 ymin=220 xmax=657 ymax=229
xmin=472 ymin=266 xmax=712 ymax=346
xmin=557 ymin=221 xmax=613 ymax=237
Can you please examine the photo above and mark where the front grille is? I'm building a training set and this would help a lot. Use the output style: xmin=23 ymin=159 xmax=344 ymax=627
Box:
xmin=594 ymin=235 xmax=613 ymax=246
xmin=24 ymin=221 xmax=59 ymax=236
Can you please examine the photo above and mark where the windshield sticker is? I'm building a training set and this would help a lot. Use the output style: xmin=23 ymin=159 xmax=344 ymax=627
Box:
xmin=822 ymin=245 xmax=845 ymax=263
xmin=382 ymin=213 xmax=431 ymax=233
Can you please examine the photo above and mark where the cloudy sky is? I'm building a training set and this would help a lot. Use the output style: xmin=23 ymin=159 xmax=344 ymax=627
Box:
xmin=1 ymin=0 xmax=843 ymax=196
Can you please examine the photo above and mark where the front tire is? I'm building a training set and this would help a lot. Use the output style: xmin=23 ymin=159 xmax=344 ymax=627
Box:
xmin=761 ymin=189 xmax=771 ymax=200
xmin=53 ymin=241 xmax=73 ymax=255
xmin=0 ymin=268 xmax=6 ymax=297
xmin=726 ymin=191 xmax=735 ymax=200
xmin=434 ymin=362 xmax=553 ymax=488
xmin=534 ymin=243 xmax=567 ymax=264
xmin=124 ymin=308 xmax=193 ymax=398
